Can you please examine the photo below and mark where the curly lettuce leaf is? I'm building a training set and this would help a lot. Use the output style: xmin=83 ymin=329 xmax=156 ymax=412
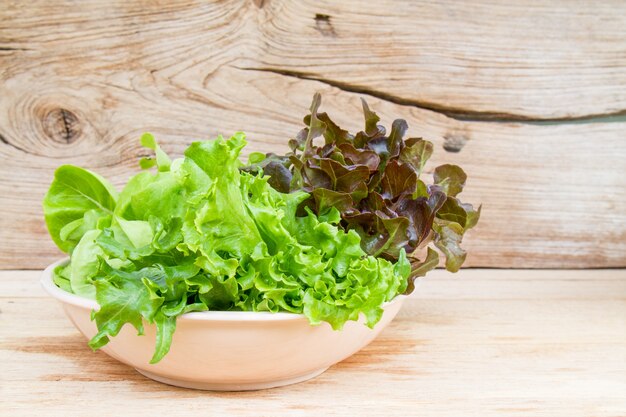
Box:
xmin=88 ymin=264 xmax=164 ymax=351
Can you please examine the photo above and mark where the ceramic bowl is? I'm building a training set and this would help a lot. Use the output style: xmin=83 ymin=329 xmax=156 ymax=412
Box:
xmin=41 ymin=258 xmax=406 ymax=391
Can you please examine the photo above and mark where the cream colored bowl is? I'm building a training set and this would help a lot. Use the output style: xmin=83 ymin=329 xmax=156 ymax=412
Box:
xmin=41 ymin=259 xmax=406 ymax=391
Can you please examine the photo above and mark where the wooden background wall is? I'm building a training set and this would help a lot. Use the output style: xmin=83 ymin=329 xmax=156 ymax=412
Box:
xmin=1 ymin=0 xmax=625 ymax=270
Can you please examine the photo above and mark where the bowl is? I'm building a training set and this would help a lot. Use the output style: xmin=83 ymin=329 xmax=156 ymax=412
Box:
xmin=41 ymin=258 xmax=406 ymax=391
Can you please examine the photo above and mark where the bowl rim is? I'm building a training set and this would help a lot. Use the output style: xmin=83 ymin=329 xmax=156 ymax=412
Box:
xmin=41 ymin=258 xmax=405 ymax=322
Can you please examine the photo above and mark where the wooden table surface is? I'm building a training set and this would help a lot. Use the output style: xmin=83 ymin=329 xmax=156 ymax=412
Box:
xmin=1 ymin=269 xmax=625 ymax=416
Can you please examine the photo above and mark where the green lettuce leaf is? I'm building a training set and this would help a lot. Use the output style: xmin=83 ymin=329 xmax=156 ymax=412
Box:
xmin=88 ymin=265 xmax=164 ymax=351
xmin=69 ymin=229 xmax=105 ymax=298
xmin=139 ymin=133 xmax=172 ymax=172
xmin=43 ymin=165 xmax=117 ymax=253
xmin=44 ymin=131 xmax=415 ymax=363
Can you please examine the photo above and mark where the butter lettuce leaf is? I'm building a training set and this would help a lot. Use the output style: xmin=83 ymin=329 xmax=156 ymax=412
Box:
xmin=43 ymin=165 xmax=117 ymax=253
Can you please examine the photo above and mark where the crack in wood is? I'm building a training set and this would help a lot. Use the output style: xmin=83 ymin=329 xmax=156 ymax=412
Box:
xmin=0 ymin=133 xmax=32 ymax=154
xmin=42 ymin=108 xmax=81 ymax=144
xmin=0 ymin=46 xmax=31 ymax=51
xmin=60 ymin=109 xmax=74 ymax=142
xmin=238 ymin=67 xmax=626 ymax=124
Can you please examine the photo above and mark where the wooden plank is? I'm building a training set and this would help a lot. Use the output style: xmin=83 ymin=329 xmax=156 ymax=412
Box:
xmin=2 ymin=0 xmax=625 ymax=120
xmin=0 ymin=66 xmax=625 ymax=269
xmin=253 ymin=0 xmax=626 ymax=120
xmin=1 ymin=1 xmax=625 ymax=270
xmin=1 ymin=269 xmax=625 ymax=416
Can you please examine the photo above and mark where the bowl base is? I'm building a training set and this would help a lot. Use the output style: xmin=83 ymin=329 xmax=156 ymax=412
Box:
xmin=135 ymin=367 xmax=329 ymax=391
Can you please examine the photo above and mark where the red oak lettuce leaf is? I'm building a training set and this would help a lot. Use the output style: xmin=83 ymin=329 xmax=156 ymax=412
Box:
xmin=242 ymin=94 xmax=481 ymax=284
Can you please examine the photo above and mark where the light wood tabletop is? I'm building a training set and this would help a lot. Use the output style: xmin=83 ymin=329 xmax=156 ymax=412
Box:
xmin=1 ymin=268 xmax=625 ymax=416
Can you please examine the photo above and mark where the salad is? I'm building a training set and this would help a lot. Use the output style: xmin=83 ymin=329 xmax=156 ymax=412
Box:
xmin=43 ymin=94 xmax=479 ymax=363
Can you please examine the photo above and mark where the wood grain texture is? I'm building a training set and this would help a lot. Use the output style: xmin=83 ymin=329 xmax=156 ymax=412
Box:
xmin=1 ymin=269 xmax=625 ymax=416
xmin=251 ymin=0 xmax=626 ymax=120
xmin=1 ymin=1 xmax=625 ymax=269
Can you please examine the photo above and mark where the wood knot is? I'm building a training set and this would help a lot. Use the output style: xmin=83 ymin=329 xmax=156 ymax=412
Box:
xmin=252 ymin=0 xmax=267 ymax=8
xmin=42 ymin=108 xmax=82 ymax=144
xmin=443 ymin=133 xmax=468 ymax=153
xmin=314 ymin=14 xmax=337 ymax=37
